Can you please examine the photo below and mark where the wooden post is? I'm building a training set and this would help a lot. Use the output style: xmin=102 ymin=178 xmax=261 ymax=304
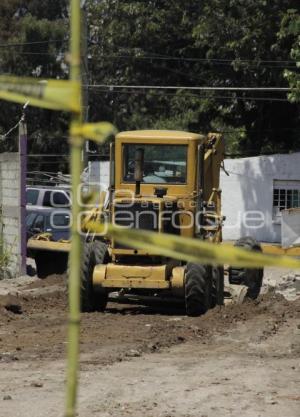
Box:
xmin=19 ymin=113 xmax=27 ymax=275
xmin=65 ymin=1 xmax=83 ymax=416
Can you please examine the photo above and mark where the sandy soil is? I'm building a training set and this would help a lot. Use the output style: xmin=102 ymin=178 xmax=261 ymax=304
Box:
xmin=0 ymin=272 xmax=299 ymax=417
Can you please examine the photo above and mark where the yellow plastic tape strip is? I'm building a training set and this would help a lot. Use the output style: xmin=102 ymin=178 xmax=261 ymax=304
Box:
xmin=0 ymin=76 xmax=80 ymax=112
xmin=70 ymin=122 xmax=117 ymax=142
xmin=85 ymin=222 xmax=300 ymax=269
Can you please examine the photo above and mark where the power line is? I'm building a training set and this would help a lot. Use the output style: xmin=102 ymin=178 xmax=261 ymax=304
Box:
xmin=0 ymin=40 xmax=66 ymax=47
xmin=4 ymin=51 xmax=294 ymax=71
xmin=3 ymin=51 xmax=64 ymax=56
xmin=87 ymin=84 xmax=291 ymax=92
xmin=220 ymin=128 xmax=300 ymax=133
xmin=0 ymin=41 xmax=296 ymax=65
xmin=0 ymin=41 xmax=294 ymax=64
xmin=27 ymin=161 xmax=69 ymax=165
xmin=147 ymin=54 xmax=298 ymax=64
xmin=0 ymin=119 xmax=21 ymax=140
xmin=89 ymin=48 xmax=297 ymax=64
xmin=28 ymin=154 xmax=69 ymax=158
xmin=92 ymin=54 xmax=297 ymax=68
xmin=88 ymin=88 xmax=290 ymax=102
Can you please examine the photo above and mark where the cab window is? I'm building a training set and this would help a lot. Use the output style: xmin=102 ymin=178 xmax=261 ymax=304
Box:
xmin=123 ymin=144 xmax=187 ymax=184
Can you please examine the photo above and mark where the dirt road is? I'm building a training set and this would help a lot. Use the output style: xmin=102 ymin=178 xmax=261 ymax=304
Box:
xmin=0 ymin=274 xmax=299 ymax=417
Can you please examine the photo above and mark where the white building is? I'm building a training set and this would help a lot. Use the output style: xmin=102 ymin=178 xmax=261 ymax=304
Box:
xmin=89 ymin=152 xmax=300 ymax=244
xmin=221 ymin=152 xmax=300 ymax=243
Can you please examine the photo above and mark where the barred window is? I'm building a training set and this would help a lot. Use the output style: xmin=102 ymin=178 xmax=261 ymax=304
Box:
xmin=273 ymin=180 xmax=300 ymax=219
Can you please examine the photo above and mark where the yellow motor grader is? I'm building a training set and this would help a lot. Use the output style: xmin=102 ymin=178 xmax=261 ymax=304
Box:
xmin=81 ymin=130 xmax=263 ymax=316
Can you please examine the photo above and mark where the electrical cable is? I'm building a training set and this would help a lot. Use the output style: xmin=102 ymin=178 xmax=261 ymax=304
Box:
xmin=88 ymin=88 xmax=291 ymax=102
xmin=86 ymin=84 xmax=291 ymax=92
xmin=0 ymin=40 xmax=66 ymax=47
xmin=90 ymin=54 xmax=297 ymax=68
xmin=0 ymin=119 xmax=21 ymax=141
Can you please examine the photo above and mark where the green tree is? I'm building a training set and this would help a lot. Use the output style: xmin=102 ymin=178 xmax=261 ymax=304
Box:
xmin=0 ymin=1 xmax=69 ymax=172
xmin=0 ymin=0 xmax=299 ymax=165
xmin=88 ymin=0 xmax=300 ymax=156
xmin=279 ymin=9 xmax=300 ymax=103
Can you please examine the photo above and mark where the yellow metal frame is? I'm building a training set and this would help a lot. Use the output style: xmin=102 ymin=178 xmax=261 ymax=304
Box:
xmin=93 ymin=263 xmax=169 ymax=289
xmin=262 ymin=244 xmax=300 ymax=256
xmin=112 ymin=130 xmax=225 ymax=243
xmin=28 ymin=239 xmax=71 ymax=253
xmin=99 ymin=129 xmax=225 ymax=291
xmin=170 ymin=266 xmax=185 ymax=297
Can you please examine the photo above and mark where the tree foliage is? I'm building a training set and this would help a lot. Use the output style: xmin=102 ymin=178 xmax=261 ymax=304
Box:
xmin=0 ymin=0 xmax=299 ymax=171
xmin=279 ymin=9 xmax=300 ymax=103
xmin=88 ymin=0 xmax=300 ymax=155
xmin=0 ymin=1 xmax=69 ymax=172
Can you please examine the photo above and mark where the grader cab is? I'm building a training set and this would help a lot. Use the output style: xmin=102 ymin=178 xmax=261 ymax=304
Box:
xmin=82 ymin=130 xmax=263 ymax=316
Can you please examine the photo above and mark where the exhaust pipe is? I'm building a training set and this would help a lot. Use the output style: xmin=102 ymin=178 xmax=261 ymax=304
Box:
xmin=134 ymin=148 xmax=144 ymax=196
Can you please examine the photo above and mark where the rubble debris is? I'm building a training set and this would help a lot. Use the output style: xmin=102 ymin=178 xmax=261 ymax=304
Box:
xmin=0 ymin=295 xmax=22 ymax=315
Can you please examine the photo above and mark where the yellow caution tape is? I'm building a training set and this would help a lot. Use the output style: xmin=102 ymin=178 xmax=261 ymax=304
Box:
xmin=85 ymin=221 xmax=300 ymax=269
xmin=70 ymin=122 xmax=117 ymax=142
xmin=0 ymin=76 xmax=80 ymax=112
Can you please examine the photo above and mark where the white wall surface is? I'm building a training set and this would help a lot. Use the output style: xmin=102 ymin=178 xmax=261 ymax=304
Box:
xmin=220 ymin=153 xmax=300 ymax=243
xmin=88 ymin=161 xmax=110 ymax=191
xmin=91 ymin=152 xmax=300 ymax=244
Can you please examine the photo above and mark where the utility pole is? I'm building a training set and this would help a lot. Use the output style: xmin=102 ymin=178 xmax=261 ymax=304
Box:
xmin=19 ymin=105 xmax=27 ymax=275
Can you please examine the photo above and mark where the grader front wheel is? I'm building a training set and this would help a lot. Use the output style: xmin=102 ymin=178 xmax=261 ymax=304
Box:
xmin=80 ymin=241 xmax=109 ymax=312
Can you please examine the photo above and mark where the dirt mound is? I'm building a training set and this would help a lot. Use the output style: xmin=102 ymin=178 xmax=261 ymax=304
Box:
xmin=0 ymin=294 xmax=23 ymax=315
xmin=0 ymin=289 xmax=67 ymax=325
xmin=25 ymin=274 xmax=66 ymax=290
xmin=1 ymin=271 xmax=300 ymax=417
xmin=0 ymin=282 xmax=299 ymax=366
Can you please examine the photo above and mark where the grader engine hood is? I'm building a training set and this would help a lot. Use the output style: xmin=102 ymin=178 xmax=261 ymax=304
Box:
xmin=114 ymin=199 xmax=160 ymax=232
xmin=112 ymin=197 xmax=180 ymax=240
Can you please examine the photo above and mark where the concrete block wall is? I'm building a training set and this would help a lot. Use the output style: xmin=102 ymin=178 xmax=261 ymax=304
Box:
xmin=0 ymin=153 xmax=21 ymax=278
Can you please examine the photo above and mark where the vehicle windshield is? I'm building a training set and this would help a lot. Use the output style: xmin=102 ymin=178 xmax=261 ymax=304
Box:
xmin=123 ymin=144 xmax=187 ymax=184
xmin=26 ymin=212 xmax=37 ymax=227
xmin=45 ymin=212 xmax=71 ymax=229
xmin=26 ymin=189 xmax=39 ymax=205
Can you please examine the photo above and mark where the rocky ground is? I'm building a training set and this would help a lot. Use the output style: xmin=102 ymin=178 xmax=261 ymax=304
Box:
xmin=0 ymin=267 xmax=299 ymax=417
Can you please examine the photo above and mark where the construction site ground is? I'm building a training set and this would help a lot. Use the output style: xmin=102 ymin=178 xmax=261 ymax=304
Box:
xmin=0 ymin=268 xmax=300 ymax=417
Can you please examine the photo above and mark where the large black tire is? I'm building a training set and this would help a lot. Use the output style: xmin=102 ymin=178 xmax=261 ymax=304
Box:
xmin=35 ymin=252 xmax=52 ymax=279
xmin=229 ymin=236 xmax=264 ymax=299
xmin=81 ymin=240 xmax=109 ymax=312
xmin=211 ymin=266 xmax=224 ymax=308
xmin=185 ymin=263 xmax=212 ymax=317
xmin=35 ymin=252 xmax=68 ymax=278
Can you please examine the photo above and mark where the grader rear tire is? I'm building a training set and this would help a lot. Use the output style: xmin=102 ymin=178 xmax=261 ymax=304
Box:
xmin=229 ymin=236 xmax=264 ymax=299
xmin=81 ymin=240 xmax=109 ymax=312
xmin=211 ymin=266 xmax=224 ymax=308
xmin=185 ymin=263 xmax=211 ymax=317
